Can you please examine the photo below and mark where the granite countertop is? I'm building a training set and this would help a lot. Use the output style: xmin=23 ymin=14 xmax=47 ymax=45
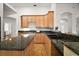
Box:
xmin=0 ymin=34 xmax=35 ymax=50
xmin=18 ymin=29 xmax=79 ymax=42
xmin=43 ymin=31 xmax=79 ymax=42
xmin=63 ymin=42 xmax=79 ymax=55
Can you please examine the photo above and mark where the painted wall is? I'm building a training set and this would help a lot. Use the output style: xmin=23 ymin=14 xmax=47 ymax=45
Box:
xmin=0 ymin=3 xmax=3 ymax=16
xmin=3 ymin=17 xmax=17 ymax=37
xmin=0 ymin=3 xmax=3 ymax=41
xmin=6 ymin=14 xmax=18 ymax=37
xmin=56 ymin=3 xmax=78 ymax=34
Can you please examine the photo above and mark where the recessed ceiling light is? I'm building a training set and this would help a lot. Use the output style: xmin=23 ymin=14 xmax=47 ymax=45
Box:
xmin=33 ymin=4 xmax=37 ymax=7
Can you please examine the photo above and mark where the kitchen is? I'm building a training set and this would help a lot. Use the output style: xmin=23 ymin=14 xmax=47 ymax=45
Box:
xmin=0 ymin=3 xmax=79 ymax=56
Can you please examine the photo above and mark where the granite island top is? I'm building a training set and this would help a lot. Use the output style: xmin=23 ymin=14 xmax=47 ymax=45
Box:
xmin=0 ymin=34 xmax=35 ymax=50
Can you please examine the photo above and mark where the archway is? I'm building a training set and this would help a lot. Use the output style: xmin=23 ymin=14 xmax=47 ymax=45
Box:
xmin=60 ymin=12 xmax=72 ymax=33
xmin=60 ymin=19 xmax=68 ymax=33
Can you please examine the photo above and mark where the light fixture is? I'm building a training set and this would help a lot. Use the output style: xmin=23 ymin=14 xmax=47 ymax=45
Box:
xmin=9 ymin=38 xmax=12 ymax=41
xmin=33 ymin=3 xmax=38 ymax=7
xmin=33 ymin=4 xmax=37 ymax=7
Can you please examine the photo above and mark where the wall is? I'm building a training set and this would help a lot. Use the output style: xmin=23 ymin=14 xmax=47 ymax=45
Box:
xmin=76 ymin=17 xmax=79 ymax=35
xmin=0 ymin=3 xmax=3 ymax=41
xmin=75 ymin=4 xmax=79 ymax=35
xmin=56 ymin=3 xmax=78 ymax=34
xmin=7 ymin=14 xmax=18 ymax=37
xmin=3 ymin=17 xmax=17 ymax=37
xmin=0 ymin=3 xmax=3 ymax=16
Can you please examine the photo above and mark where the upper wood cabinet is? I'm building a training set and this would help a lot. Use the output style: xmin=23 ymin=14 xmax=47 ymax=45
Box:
xmin=21 ymin=11 xmax=54 ymax=28
xmin=47 ymin=11 xmax=54 ymax=28
xmin=21 ymin=16 xmax=28 ymax=28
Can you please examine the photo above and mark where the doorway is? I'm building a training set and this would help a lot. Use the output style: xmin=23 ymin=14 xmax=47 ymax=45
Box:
xmin=60 ymin=12 xmax=72 ymax=33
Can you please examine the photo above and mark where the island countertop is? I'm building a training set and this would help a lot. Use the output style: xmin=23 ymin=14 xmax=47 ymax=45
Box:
xmin=0 ymin=34 xmax=35 ymax=50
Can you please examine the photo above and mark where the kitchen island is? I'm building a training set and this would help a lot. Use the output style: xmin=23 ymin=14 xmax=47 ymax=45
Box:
xmin=0 ymin=33 xmax=61 ymax=56
xmin=0 ymin=34 xmax=35 ymax=50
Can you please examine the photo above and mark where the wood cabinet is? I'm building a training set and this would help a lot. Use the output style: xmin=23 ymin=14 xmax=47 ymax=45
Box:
xmin=21 ymin=11 xmax=54 ymax=28
xmin=47 ymin=11 xmax=54 ymax=28
xmin=21 ymin=16 xmax=28 ymax=28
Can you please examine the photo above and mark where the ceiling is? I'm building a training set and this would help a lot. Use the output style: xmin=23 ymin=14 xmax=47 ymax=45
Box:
xmin=9 ymin=3 xmax=51 ymax=7
xmin=3 ymin=4 xmax=16 ymax=16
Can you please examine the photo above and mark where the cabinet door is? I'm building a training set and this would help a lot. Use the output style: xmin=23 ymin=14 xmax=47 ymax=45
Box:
xmin=37 ymin=16 xmax=41 ymax=28
xmin=47 ymin=11 xmax=54 ymax=28
xmin=35 ymin=16 xmax=39 ymax=27
xmin=40 ymin=16 xmax=43 ymax=27
xmin=21 ymin=16 xmax=28 ymax=28
xmin=44 ymin=15 xmax=49 ymax=28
